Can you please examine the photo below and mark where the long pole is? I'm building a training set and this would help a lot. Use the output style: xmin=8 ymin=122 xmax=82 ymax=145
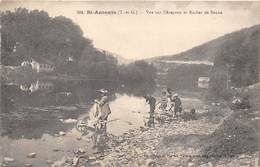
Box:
xmin=226 ymin=65 xmax=229 ymax=89
xmin=227 ymin=70 xmax=229 ymax=89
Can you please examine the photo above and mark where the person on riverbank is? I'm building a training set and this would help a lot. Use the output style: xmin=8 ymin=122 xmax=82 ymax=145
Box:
xmin=93 ymin=89 xmax=111 ymax=130
xmin=159 ymin=90 xmax=168 ymax=111
xmin=172 ymin=93 xmax=182 ymax=117
xmin=165 ymin=88 xmax=175 ymax=117
xmin=144 ymin=95 xmax=156 ymax=127
xmin=157 ymin=90 xmax=170 ymax=123
xmin=166 ymin=88 xmax=172 ymax=105
xmin=166 ymin=88 xmax=172 ymax=100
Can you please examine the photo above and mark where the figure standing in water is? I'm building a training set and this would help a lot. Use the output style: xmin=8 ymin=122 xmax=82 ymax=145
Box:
xmin=93 ymin=88 xmax=111 ymax=130
xmin=91 ymin=88 xmax=111 ymax=153
xmin=144 ymin=95 xmax=156 ymax=127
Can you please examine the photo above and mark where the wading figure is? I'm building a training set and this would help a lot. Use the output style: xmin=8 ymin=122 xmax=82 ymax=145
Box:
xmin=90 ymin=89 xmax=111 ymax=153
xmin=144 ymin=95 xmax=156 ymax=127
xmin=93 ymin=88 xmax=111 ymax=130
xmin=91 ymin=123 xmax=108 ymax=154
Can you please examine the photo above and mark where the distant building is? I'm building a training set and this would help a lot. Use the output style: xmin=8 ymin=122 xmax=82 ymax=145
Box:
xmin=65 ymin=56 xmax=74 ymax=62
xmin=20 ymin=84 xmax=30 ymax=91
xmin=198 ymin=77 xmax=210 ymax=89
xmin=30 ymin=59 xmax=54 ymax=73
xmin=21 ymin=58 xmax=54 ymax=73
xmin=21 ymin=61 xmax=31 ymax=67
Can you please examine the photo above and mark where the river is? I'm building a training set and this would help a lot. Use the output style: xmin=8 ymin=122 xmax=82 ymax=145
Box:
xmin=0 ymin=79 xmax=205 ymax=167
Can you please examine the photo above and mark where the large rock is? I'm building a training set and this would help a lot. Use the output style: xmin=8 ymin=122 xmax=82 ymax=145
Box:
xmin=59 ymin=131 xmax=66 ymax=136
xmin=46 ymin=159 xmax=53 ymax=165
xmin=188 ymin=162 xmax=194 ymax=167
xmin=63 ymin=118 xmax=77 ymax=123
xmin=88 ymin=156 xmax=96 ymax=161
xmin=3 ymin=157 xmax=15 ymax=163
xmin=27 ymin=152 xmax=36 ymax=158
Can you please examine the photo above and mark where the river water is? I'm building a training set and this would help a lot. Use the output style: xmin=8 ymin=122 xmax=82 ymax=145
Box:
xmin=0 ymin=80 xmax=154 ymax=166
xmin=0 ymin=79 xmax=205 ymax=167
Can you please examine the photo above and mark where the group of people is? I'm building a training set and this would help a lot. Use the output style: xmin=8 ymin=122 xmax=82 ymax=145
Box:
xmin=144 ymin=88 xmax=183 ymax=127
xmin=76 ymin=88 xmax=183 ymax=151
xmin=159 ymin=88 xmax=182 ymax=117
xmin=88 ymin=88 xmax=183 ymax=130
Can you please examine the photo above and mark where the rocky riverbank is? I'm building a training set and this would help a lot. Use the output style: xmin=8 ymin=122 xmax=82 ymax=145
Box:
xmin=47 ymin=101 xmax=259 ymax=167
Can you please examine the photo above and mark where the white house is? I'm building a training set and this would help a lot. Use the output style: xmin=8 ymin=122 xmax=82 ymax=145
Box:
xmin=65 ymin=56 xmax=74 ymax=62
xmin=21 ymin=61 xmax=31 ymax=67
xmin=21 ymin=59 xmax=54 ymax=73
xmin=198 ymin=77 xmax=210 ymax=89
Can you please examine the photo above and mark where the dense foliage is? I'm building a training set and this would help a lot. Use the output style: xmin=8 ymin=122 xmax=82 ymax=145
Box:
xmin=1 ymin=8 xmax=156 ymax=85
xmin=213 ymin=25 xmax=259 ymax=87
xmin=153 ymin=24 xmax=259 ymax=99
xmin=166 ymin=64 xmax=211 ymax=91
xmin=119 ymin=60 xmax=157 ymax=85
xmin=1 ymin=8 xmax=89 ymax=67
xmin=208 ymin=26 xmax=260 ymax=99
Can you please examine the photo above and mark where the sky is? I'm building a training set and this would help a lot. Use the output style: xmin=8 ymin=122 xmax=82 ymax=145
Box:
xmin=1 ymin=1 xmax=260 ymax=60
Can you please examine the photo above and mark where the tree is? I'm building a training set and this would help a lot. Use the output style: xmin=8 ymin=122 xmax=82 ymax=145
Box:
xmin=213 ymin=26 xmax=259 ymax=87
xmin=1 ymin=8 xmax=91 ymax=68
xmin=1 ymin=8 xmax=157 ymax=87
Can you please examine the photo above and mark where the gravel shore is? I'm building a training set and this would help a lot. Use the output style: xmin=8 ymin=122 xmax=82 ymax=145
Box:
xmin=50 ymin=101 xmax=259 ymax=167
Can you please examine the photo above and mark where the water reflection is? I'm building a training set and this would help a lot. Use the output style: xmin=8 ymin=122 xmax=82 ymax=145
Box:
xmin=118 ymin=82 xmax=156 ymax=97
xmin=91 ymin=125 xmax=108 ymax=154
xmin=0 ymin=115 xmax=72 ymax=139
xmin=0 ymin=79 xmax=155 ymax=138
xmin=20 ymin=80 xmax=54 ymax=93
xmin=0 ymin=79 xmax=156 ymax=166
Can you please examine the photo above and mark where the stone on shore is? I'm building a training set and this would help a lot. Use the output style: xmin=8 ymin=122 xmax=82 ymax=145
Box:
xmin=27 ymin=152 xmax=36 ymax=158
xmin=25 ymin=163 xmax=33 ymax=167
xmin=59 ymin=131 xmax=66 ymax=136
xmin=46 ymin=159 xmax=53 ymax=165
xmin=3 ymin=157 xmax=15 ymax=163
xmin=63 ymin=118 xmax=77 ymax=124
xmin=145 ymin=159 xmax=156 ymax=166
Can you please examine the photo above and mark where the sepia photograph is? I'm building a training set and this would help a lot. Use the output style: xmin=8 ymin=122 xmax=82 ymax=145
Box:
xmin=0 ymin=1 xmax=259 ymax=167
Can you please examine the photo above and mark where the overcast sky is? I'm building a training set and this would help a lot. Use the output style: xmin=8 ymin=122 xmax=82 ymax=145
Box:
xmin=1 ymin=1 xmax=259 ymax=60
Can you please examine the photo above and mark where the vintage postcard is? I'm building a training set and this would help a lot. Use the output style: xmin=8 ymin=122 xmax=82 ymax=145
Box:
xmin=0 ymin=1 xmax=259 ymax=167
